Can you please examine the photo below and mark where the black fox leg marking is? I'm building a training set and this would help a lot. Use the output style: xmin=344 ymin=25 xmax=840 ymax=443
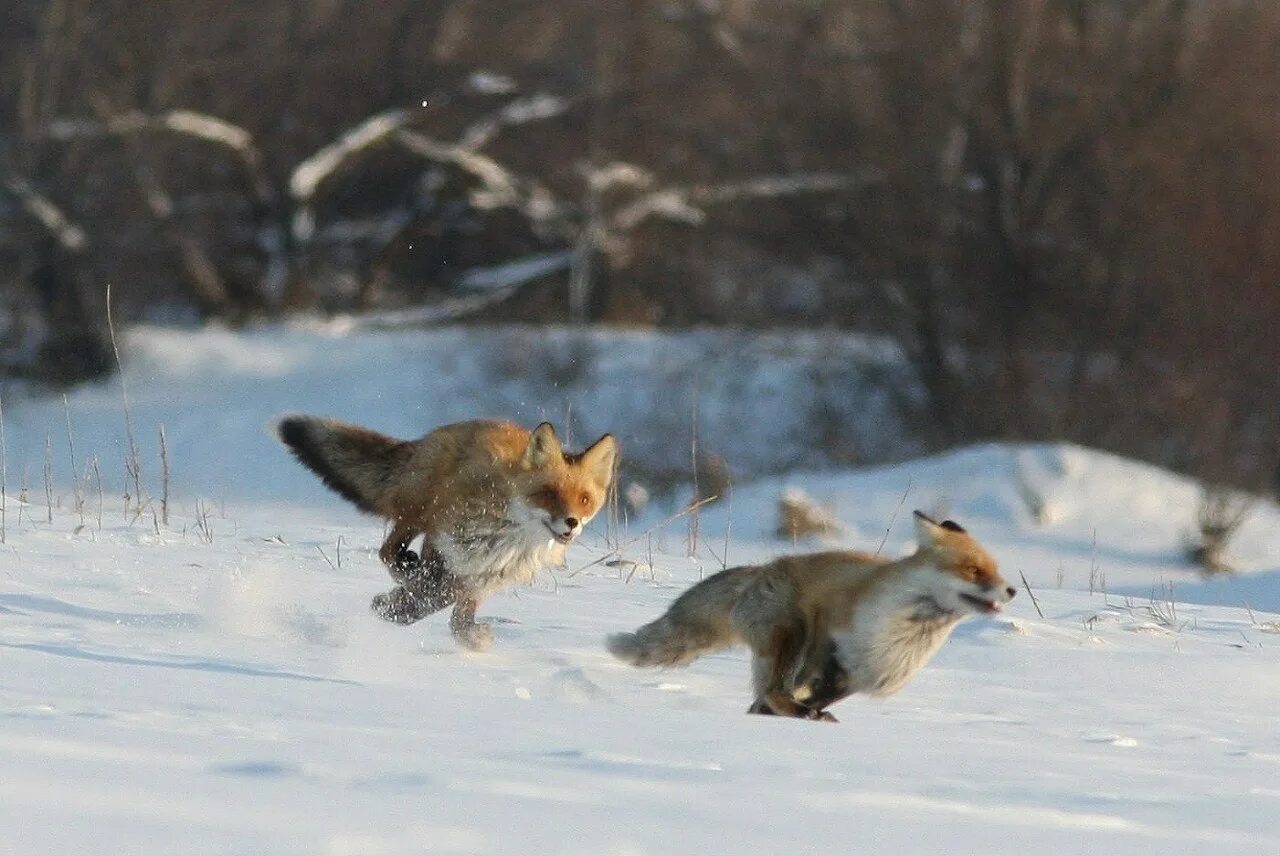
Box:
xmin=792 ymin=638 xmax=852 ymax=715
xmin=747 ymin=697 xmax=838 ymax=722
xmin=387 ymin=547 xmax=420 ymax=584
xmin=747 ymin=632 xmax=842 ymax=722
xmin=387 ymin=541 xmax=445 ymax=584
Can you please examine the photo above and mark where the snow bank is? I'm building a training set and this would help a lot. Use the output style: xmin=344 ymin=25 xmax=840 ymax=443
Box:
xmin=1 ymin=323 xmax=1278 ymax=853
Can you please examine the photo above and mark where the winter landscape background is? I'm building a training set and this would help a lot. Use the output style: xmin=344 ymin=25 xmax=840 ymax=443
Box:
xmin=2 ymin=2 xmax=1279 ymax=854
xmin=1 ymin=325 xmax=1278 ymax=854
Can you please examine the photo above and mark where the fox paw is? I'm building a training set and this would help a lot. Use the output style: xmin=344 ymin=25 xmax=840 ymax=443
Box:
xmin=371 ymin=590 xmax=425 ymax=625
xmin=453 ymin=622 xmax=494 ymax=652
xmin=747 ymin=700 xmax=838 ymax=722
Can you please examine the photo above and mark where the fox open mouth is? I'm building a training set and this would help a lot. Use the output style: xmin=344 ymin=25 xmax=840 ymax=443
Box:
xmin=544 ymin=523 xmax=575 ymax=544
xmin=959 ymin=593 xmax=1002 ymax=614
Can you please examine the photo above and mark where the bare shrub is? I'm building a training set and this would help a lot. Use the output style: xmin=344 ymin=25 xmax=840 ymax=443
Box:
xmin=1187 ymin=488 xmax=1255 ymax=575
xmin=777 ymin=488 xmax=841 ymax=541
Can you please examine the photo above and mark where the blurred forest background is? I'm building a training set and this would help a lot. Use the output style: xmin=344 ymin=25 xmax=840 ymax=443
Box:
xmin=1 ymin=0 xmax=1277 ymax=492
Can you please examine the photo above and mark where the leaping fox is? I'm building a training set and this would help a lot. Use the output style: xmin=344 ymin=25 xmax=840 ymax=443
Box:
xmin=279 ymin=416 xmax=617 ymax=650
xmin=608 ymin=511 xmax=1014 ymax=720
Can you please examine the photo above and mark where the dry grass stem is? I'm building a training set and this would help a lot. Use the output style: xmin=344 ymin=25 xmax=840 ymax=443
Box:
xmin=159 ymin=424 xmax=171 ymax=526
xmin=43 ymin=434 xmax=54 ymax=523
xmin=875 ymin=478 xmax=913 ymax=556
xmin=90 ymin=456 xmax=104 ymax=531
xmin=106 ymin=284 xmax=144 ymax=517
xmin=570 ymin=494 xmax=718 ymax=578
xmin=1019 ymin=570 xmax=1044 ymax=619
xmin=0 ymin=391 xmax=6 ymax=544
xmin=721 ymin=477 xmax=733 ymax=571
xmin=193 ymin=499 xmax=214 ymax=544
xmin=1087 ymin=527 xmax=1102 ymax=594
xmin=18 ymin=464 xmax=29 ymax=526
xmin=686 ymin=393 xmax=700 ymax=557
xmin=64 ymin=394 xmax=85 ymax=526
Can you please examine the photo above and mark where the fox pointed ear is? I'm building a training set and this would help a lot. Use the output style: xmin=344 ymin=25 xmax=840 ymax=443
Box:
xmin=581 ymin=433 xmax=618 ymax=486
xmin=524 ymin=422 xmax=563 ymax=468
xmin=913 ymin=509 xmax=945 ymax=544
xmin=913 ymin=510 xmax=966 ymax=544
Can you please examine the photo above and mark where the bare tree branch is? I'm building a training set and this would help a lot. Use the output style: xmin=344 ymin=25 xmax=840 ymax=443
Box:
xmin=338 ymin=250 xmax=573 ymax=330
xmin=2 ymin=176 xmax=87 ymax=252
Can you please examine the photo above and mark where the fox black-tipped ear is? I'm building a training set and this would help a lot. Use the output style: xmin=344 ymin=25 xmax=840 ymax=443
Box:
xmin=913 ymin=510 xmax=966 ymax=544
xmin=581 ymin=433 xmax=618 ymax=485
xmin=913 ymin=510 xmax=945 ymax=544
xmin=524 ymin=422 xmax=563 ymax=468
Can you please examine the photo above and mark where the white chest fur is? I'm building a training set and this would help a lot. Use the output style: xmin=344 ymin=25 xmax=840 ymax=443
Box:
xmin=829 ymin=574 xmax=962 ymax=697
xmin=434 ymin=522 xmax=565 ymax=594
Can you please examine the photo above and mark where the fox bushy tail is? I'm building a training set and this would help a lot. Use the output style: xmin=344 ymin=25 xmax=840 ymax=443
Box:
xmin=607 ymin=568 xmax=753 ymax=667
xmin=277 ymin=415 xmax=412 ymax=515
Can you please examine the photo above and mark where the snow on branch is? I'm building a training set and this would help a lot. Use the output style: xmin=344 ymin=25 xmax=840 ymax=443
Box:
xmin=689 ymin=171 xmax=883 ymax=204
xmin=583 ymin=162 xmax=656 ymax=194
xmin=161 ymin=111 xmax=259 ymax=163
xmin=393 ymin=132 xmax=520 ymax=208
xmin=613 ymin=190 xmax=707 ymax=231
xmin=459 ymin=93 xmax=571 ymax=150
xmin=44 ymin=111 xmax=261 ymax=164
xmin=157 ymin=112 xmax=248 ymax=153
xmin=339 ymin=251 xmax=572 ymax=331
xmin=3 ymin=177 xmax=87 ymax=252
xmin=612 ymin=170 xmax=883 ymax=232
xmin=394 ymin=131 xmax=568 ymax=230
xmin=289 ymin=109 xmax=414 ymax=241
xmin=468 ymin=71 xmax=518 ymax=95
xmin=41 ymin=110 xmax=270 ymax=203
xmin=290 ymin=110 xmax=412 ymax=203
xmin=457 ymin=250 xmax=573 ymax=292
xmin=290 ymin=94 xmax=574 ymax=247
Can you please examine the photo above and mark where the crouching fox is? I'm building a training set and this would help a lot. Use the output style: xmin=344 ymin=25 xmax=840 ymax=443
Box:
xmin=278 ymin=416 xmax=617 ymax=650
xmin=608 ymin=511 xmax=1013 ymax=720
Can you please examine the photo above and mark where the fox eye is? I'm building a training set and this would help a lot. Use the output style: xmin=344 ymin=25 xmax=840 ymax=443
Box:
xmin=579 ymin=493 xmax=591 ymax=508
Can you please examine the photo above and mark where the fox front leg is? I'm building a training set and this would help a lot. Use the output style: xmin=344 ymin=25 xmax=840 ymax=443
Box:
xmin=788 ymin=637 xmax=849 ymax=722
xmin=746 ymin=626 xmax=839 ymax=722
xmin=746 ymin=630 xmax=836 ymax=721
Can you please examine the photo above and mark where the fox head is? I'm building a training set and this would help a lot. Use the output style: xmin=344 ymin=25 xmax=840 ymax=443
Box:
xmin=911 ymin=510 xmax=1015 ymax=616
xmin=517 ymin=423 xmax=618 ymax=545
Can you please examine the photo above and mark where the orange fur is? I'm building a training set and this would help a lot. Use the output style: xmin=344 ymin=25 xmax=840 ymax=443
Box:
xmin=280 ymin=416 xmax=617 ymax=649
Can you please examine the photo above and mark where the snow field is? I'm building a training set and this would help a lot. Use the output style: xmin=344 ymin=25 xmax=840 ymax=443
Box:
xmin=1 ymin=324 xmax=1278 ymax=854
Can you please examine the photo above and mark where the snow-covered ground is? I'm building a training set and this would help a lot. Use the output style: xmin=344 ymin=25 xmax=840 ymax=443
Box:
xmin=2 ymin=325 xmax=1278 ymax=855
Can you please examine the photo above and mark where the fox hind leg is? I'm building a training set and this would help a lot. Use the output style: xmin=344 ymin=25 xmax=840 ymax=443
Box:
xmin=371 ymin=551 xmax=461 ymax=625
xmin=371 ymin=586 xmax=438 ymax=624
xmin=379 ymin=521 xmax=418 ymax=572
